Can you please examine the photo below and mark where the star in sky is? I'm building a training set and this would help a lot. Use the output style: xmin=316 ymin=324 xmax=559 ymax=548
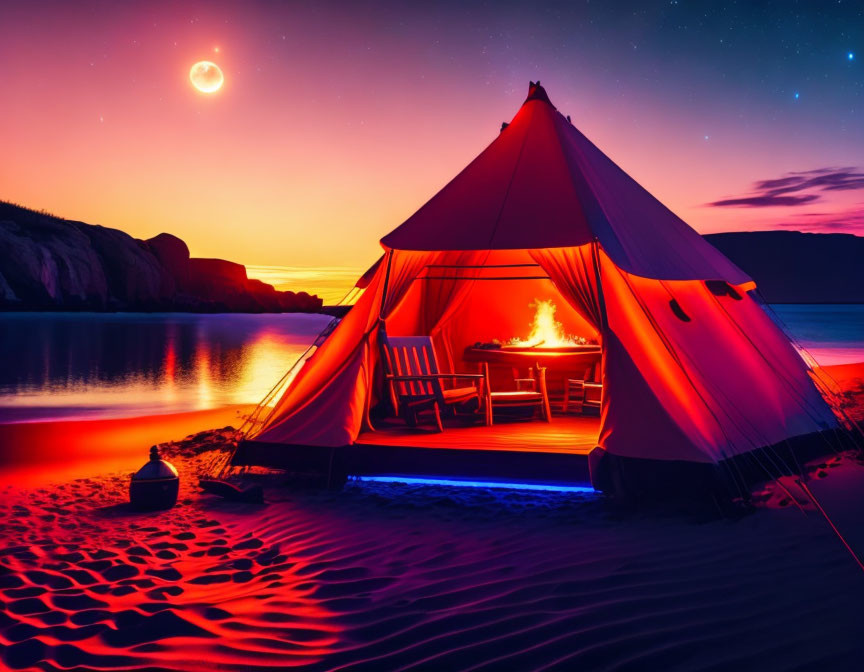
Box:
xmin=849 ymin=52 xmax=855 ymax=61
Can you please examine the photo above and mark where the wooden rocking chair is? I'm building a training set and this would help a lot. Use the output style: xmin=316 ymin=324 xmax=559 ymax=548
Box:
xmin=382 ymin=336 xmax=488 ymax=432
xmin=483 ymin=362 xmax=551 ymax=425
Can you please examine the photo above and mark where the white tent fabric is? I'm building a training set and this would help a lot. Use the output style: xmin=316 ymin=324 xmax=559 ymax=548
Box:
xmin=381 ymin=83 xmax=750 ymax=284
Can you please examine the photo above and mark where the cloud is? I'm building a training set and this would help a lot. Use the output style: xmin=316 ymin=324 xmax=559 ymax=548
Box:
xmin=776 ymin=203 xmax=864 ymax=234
xmin=709 ymin=194 xmax=820 ymax=207
xmin=708 ymin=167 xmax=864 ymax=208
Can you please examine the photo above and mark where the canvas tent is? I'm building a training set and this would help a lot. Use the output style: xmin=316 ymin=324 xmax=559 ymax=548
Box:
xmin=237 ymin=82 xmax=841 ymax=495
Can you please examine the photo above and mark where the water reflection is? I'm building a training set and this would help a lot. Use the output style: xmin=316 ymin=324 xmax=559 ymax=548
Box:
xmin=0 ymin=313 xmax=332 ymax=422
xmin=1 ymin=306 xmax=859 ymax=423
xmin=771 ymin=304 xmax=864 ymax=366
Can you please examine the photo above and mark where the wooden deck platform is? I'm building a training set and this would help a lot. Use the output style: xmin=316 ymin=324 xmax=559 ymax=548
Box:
xmin=357 ymin=415 xmax=599 ymax=454
xmin=235 ymin=416 xmax=599 ymax=486
xmin=350 ymin=416 xmax=598 ymax=483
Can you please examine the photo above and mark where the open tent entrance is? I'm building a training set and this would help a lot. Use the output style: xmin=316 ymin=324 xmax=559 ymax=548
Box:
xmin=361 ymin=246 xmax=604 ymax=456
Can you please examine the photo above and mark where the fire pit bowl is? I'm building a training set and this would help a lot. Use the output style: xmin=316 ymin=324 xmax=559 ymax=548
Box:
xmin=499 ymin=344 xmax=599 ymax=353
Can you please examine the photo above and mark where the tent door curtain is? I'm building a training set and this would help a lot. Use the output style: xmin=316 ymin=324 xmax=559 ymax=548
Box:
xmin=375 ymin=247 xmax=605 ymax=434
xmin=253 ymin=243 xmax=838 ymax=477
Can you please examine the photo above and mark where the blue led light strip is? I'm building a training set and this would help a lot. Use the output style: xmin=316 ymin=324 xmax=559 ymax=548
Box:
xmin=351 ymin=475 xmax=596 ymax=493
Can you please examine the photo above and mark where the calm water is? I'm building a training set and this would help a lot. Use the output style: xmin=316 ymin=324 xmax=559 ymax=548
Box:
xmin=769 ymin=304 xmax=864 ymax=366
xmin=0 ymin=306 xmax=861 ymax=424
xmin=0 ymin=312 xmax=332 ymax=423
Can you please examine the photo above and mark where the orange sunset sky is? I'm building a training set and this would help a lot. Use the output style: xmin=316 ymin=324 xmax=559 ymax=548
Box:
xmin=1 ymin=1 xmax=862 ymax=300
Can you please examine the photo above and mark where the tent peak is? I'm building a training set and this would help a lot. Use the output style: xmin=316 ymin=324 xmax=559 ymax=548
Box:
xmin=525 ymin=81 xmax=554 ymax=107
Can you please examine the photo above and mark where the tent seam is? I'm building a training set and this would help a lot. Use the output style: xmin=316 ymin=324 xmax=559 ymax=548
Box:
xmin=485 ymin=104 xmax=535 ymax=250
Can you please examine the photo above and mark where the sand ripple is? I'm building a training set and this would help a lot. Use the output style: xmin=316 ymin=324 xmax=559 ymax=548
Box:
xmin=2 ymin=446 xmax=864 ymax=670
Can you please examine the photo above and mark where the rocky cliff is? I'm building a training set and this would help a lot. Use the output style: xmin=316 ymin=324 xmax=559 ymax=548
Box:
xmin=705 ymin=231 xmax=864 ymax=303
xmin=0 ymin=202 xmax=322 ymax=312
xmin=5 ymin=200 xmax=858 ymax=311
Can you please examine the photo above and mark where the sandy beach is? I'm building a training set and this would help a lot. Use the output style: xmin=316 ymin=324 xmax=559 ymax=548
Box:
xmin=0 ymin=406 xmax=255 ymax=488
xmin=1 ymin=365 xmax=863 ymax=671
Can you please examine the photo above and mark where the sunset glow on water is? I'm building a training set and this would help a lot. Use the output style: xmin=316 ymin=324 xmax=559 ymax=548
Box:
xmin=0 ymin=313 xmax=332 ymax=423
xmin=1 ymin=305 xmax=859 ymax=426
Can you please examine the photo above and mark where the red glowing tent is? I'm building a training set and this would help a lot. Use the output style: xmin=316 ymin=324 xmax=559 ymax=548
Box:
xmin=236 ymin=82 xmax=841 ymax=495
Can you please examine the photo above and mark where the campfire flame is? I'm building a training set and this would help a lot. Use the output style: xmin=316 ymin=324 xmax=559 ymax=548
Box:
xmin=508 ymin=299 xmax=588 ymax=348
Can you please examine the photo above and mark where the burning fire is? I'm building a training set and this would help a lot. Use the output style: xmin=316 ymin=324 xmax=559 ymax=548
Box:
xmin=508 ymin=299 xmax=591 ymax=348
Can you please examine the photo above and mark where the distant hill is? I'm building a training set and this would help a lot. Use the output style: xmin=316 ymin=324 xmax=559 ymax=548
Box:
xmin=2 ymin=200 xmax=859 ymax=310
xmin=0 ymin=201 xmax=322 ymax=312
xmin=705 ymin=231 xmax=864 ymax=303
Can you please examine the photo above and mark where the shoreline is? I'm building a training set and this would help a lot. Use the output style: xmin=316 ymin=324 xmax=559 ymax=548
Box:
xmin=0 ymin=361 xmax=861 ymax=487
xmin=0 ymin=405 xmax=255 ymax=487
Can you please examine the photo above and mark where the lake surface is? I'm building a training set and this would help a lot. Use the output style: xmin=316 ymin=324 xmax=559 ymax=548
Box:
xmin=769 ymin=304 xmax=864 ymax=366
xmin=0 ymin=312 xmax=332 ymax=423
xmin=0 ymin=306 xmax=861 ymax=424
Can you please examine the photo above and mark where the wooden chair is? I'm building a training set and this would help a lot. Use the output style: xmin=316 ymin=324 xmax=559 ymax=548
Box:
xmin=563 ymin=362 xmax=602 ymax=414
xmin=382 ymin=336 xmax=488 ymax=432
xmin=484 ymin=362 xmax=551 ymax=425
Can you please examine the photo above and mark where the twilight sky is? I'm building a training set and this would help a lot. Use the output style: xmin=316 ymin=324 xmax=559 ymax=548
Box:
xmin=1 ymin=0 xmax=862 ymax=278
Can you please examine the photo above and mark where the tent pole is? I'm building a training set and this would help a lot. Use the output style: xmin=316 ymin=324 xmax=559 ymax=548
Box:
xmin=379 ymin=249 xmax=394 ymax=321
xmin=590 ymin=241 xmax=608 ymax=334
xmin=590 ymin=241 xmax=609 ymax=415
xmin=365 ymin=249 xmax=394 ymax=433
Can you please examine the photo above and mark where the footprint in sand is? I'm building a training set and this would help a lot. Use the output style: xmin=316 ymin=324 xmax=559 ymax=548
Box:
xmin=6 ymin=586 xmax=46 ymax=598
xmin=189 ymin=573 xmax=232 ymax=585
xmin=101 ymin=610 xmax=215 ymax=648
xmin=126 ymin=545 xmax=152 ymax=557
xmin=3 ymin=639 xmax=48 ymax=670
xmin=146 ymin=585 xmax=183 ymax=600
xmin=8 ymin=597 xmax=50 ymax=615
xmin=70 ymin=609 xmax=113 ymax=626
xmin=25 ymin=570 xmax=73 ymax=589
xmin=202 ymin=606 xmax=232 ymax=620
xmin=145 ymin=567 xmax=181 ymax=581
xmin=101 ymin=563 xmax=139 ymax=582
xmin=110 ymin=585 xmax=136 ymax=597
xmin=52 ymin=594 xmax=108 ymax=611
